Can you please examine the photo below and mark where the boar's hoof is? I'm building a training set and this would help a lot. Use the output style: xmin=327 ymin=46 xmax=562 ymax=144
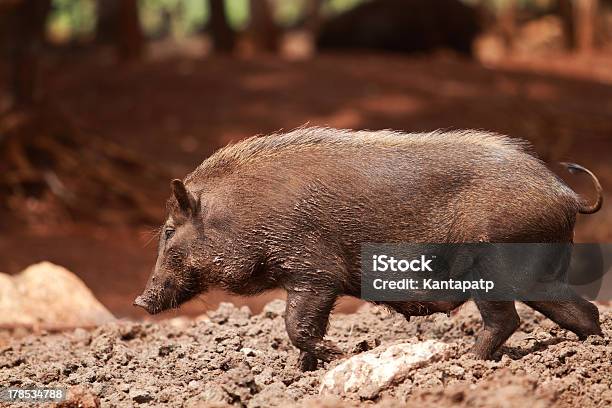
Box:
xmin=298 ymin=351 xmax=318 ymax=372
xmin=315 ymin=340 xmax=345 ymax=363
xmin=468 ymin=347 xmax=493 ymax=360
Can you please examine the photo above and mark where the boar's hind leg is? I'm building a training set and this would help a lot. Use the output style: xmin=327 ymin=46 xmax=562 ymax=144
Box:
xmin=472 ymin=300 xmax=520 ymax=359
xmin=524 ymin=297 xmax=602 ymax=339
xmin=285 ymin=289 xmax=343 ymax=371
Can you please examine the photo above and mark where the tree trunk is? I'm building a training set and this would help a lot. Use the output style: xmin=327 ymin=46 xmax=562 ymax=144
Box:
xmin=95 ymin=0 xmax=117 ymax=44
xmin=96 ymin=0 xmax=144 ymax=60
xmin=117 ymin=0 xmax=144 ymax=60
xmin=558 ymin=0 xmax=575 ymax=50
xmin=303 ymin=0 xmax=324 ymax=34
xmin=574 ymin=0 xmax=598 ymax=54
xmin=248 ymin=0 xmax=280 ymax=53
xmin=499 ymin=0 xmax=516 ymax=53
xmin=6 ymin=0 xmax=50 ymax=108
xmin=209 ymin=0 xmax=235 ymax=53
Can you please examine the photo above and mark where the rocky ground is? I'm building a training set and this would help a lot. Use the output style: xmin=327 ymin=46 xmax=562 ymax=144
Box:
xmin=1 ymin=300 xmax=610 ymax=407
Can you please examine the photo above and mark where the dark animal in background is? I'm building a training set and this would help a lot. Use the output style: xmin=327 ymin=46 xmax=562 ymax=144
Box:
xmin=135 ymin=127 xmax=603 ymax=371
xmin=316 ymin=0 xmax=481 ymax=56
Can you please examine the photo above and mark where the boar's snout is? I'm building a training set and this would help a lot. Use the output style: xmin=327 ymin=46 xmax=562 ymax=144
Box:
xmin=133 ymin=295 xmax=147 ymax=309
xmin=133 ymin=294 xmax=160 ymax=315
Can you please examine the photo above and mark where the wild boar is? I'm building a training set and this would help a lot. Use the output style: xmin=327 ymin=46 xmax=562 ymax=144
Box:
xmin=134 ymin=127 xmax=603 ymax=371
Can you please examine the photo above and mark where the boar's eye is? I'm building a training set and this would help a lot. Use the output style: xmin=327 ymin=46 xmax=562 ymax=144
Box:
xmin=164 ymin=228 xmax=175 ymax=240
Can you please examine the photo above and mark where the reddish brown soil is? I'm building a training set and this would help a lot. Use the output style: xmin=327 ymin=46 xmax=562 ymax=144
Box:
xmin=1 ymin=51 xmax=611 ymax=318
xmin=1 ymin=301 xmax=610 ymax=407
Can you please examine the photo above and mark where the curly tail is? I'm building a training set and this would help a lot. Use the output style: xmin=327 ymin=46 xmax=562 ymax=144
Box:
xmin=560 ymin=162 xmax=603 ymax=214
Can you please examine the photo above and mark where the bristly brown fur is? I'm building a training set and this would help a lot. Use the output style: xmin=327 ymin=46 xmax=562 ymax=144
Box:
xmin=185 ymin=127 xmax=532 ymax=182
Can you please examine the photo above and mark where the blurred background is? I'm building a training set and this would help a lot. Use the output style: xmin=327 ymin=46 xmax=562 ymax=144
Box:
xmin=0 ymin=0 xmax=611 ymax=319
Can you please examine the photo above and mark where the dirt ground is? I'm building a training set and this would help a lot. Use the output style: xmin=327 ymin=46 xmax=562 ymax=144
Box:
xmin=1 ymin=301 xmax=610 ymax=407
xmin=1 ymin=51 xmax=611 ymax=319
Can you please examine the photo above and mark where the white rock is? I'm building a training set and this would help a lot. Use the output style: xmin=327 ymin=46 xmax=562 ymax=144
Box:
xmin=240 ymin=347 xmax=260 ymax=357
xmin=0 ymin=262 xmax=115 ymax=328
xmin=320 ymin=340 xmax=448 ymax=399
xmin=0 ymin=273 xmax=32 ymax=325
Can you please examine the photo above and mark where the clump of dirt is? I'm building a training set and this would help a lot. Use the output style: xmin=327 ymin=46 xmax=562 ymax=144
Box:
xmin=0 ymin=301 xmax=610 ymax=407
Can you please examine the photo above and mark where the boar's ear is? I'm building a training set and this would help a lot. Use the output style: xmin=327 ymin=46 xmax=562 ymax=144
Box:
xmin=171 ymin=179 xmax=197 ymax=216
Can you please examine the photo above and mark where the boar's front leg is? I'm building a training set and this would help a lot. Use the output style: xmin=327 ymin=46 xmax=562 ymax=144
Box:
xmin=285 ymin=288 xmax=344 ymax=371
